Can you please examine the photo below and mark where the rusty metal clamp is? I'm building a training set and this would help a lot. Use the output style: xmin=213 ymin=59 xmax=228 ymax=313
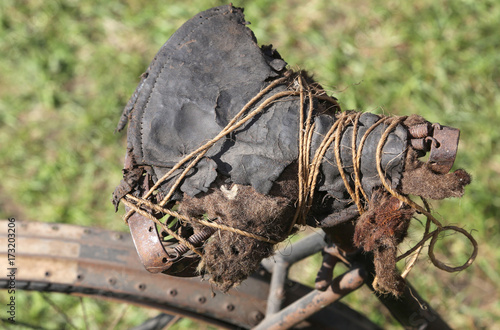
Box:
xmin=409 ymin=122 xmax=460 ymax=174
xmin=428 ymin=125 xmax=460 ymax=174
xmin=121 ymin=152 xmax=201 ymax=277
xmin=127 ymin=208 xmax=200 ymax=277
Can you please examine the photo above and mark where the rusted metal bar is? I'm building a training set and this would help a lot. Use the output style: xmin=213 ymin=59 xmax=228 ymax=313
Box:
xmin=261 ymin=231 xmax=326 ymax=273
xmin=314 ymin=245 xmax=344 ymax=291
xmin=266 ymin=258 xmax=288 ymax=316
xmin=254 ymin=267 xmax=366 ymax=330
xmin=262 ymin=231 xmax=327 ymax=315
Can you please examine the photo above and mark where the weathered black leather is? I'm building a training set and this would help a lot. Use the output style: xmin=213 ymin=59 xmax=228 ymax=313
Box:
xmin=114 ymin=5 xmax=407 ymax=215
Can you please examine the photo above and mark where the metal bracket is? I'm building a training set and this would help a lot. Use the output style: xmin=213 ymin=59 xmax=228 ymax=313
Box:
xmin=128 ymin=210 xmax=200 ymax=277
xmin=408 ymin=122 xmax=460 ymax=174
xmin=428 ymin=125 xmax=460 ymax=174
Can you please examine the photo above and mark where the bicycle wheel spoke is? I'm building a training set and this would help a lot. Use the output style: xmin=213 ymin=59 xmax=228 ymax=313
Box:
xmin=80 ymin=296 xmax=89 ymax=330
xmin=107 ymin=304 xmax=129 ymax=329
xmin=41 ymin=292 xmax=78 ymax=329
xmin=131 ymin=313 xmax=180 ymax=330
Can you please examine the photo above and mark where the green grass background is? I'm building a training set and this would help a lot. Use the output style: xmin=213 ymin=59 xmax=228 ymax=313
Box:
xmin=1 ymin=0 xmax=499 ymax=328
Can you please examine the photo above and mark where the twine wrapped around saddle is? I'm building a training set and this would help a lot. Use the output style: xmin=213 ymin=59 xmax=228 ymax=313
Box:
xmin=113 ymin=5 xmax=477 ymax=295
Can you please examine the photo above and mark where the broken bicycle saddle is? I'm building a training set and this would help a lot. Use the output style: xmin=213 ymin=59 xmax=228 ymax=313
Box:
xmin=113 ymin=5 xmax=470 ymax=294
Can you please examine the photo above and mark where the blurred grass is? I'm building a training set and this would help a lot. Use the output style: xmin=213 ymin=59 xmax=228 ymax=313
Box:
xmin=0 ymin=0 xmax=499 ymax=328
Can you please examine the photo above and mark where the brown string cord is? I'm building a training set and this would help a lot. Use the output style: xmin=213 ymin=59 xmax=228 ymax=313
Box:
xmin=121 ymin=71 xmax=477 ymax=276
xmin=124 ymin=194 xmax=279 ymax=244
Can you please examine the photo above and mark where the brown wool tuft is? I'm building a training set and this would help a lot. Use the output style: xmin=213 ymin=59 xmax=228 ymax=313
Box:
xmin=178 ymin=164 xmax=298 ymax=291
xmin=400 ymin=148 xmax=471 ymax=199
xmin=353 ymin=188 xmax=414 ymax=296
xmin=373 ymin=244 xmax=406 ymax=296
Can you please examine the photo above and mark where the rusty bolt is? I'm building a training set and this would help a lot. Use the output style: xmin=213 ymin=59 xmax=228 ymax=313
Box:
xmin=137 ymin=283 xmax=146 ymax=291
xmin=169 ymin=289 xmax=178 ymax=297
xmin=197 ymin=296 xmax=207 ymax=304
xmin=225 ymin=304 xmax=235 ymax=312
xmin=250 ymin=311 xmax=265 ymax=325
xmin=408 ymin=122 xmax=432 ymax=138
